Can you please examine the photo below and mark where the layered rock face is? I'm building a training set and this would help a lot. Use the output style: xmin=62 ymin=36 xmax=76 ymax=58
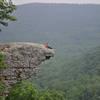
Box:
xmin=0 ymin=43 xmax=54 ymax=86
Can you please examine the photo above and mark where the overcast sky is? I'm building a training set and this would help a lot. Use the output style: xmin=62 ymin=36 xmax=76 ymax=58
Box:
xmin=13 ymin=0 xmax=100 ymax=5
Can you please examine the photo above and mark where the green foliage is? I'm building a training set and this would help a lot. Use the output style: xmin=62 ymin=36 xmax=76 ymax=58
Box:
xmin=0 ymin=96 xmax=5 ymax=100
xmin=65 ymin=75 xmax=100 ymax=100
xmin=40 ymin=90 xmax=65 ymax=100
xmin=0 ymin=52 xmax=8 ymax=99
xmin=0 ymin=81 xmax=5 ymax=94
xmin=6 ymin=81 xmax=39 ymax=100
xmin=0 ymin=52 xmax=8 ymax=69
xmin=5 ymin=81 xmax=67 ymax=100
xmin=0 ymin=0 xmax=16 ymax=31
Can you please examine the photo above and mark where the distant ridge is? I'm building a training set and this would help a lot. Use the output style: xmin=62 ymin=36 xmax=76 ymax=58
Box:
xmin=17 ymin=3 xmax=100 ymax=6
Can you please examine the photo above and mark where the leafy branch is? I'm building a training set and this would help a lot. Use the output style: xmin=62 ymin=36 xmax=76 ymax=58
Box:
xmin=0 ymin=0 xmax=17 ymax=32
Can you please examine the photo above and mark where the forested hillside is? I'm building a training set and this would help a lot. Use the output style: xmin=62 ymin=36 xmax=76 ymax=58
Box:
xmin=33 ymin=46 xmax=100 ymax=100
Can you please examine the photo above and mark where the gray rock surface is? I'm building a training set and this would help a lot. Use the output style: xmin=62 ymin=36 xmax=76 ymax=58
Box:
xmin=0 ymin=42 xmax=54 ymax=85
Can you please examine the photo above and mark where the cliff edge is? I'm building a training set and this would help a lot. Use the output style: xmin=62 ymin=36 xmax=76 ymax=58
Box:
xmin=0 ymin=42 xmax=54 ymax=94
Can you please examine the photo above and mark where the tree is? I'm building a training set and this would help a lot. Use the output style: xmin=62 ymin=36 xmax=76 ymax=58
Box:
xmin=0 ymin=52 xmax=8 ymax=100
xmin=6 ymin=81 xmax=39 ymax=100
xmin=0 ymin=0 xmax=16 ymax=32
xmin=40 ymin=90 xmax=66 ymax=100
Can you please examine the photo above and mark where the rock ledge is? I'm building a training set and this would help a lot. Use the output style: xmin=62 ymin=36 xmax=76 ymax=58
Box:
xmin=0 ymin=42 xmax=54 ymax=85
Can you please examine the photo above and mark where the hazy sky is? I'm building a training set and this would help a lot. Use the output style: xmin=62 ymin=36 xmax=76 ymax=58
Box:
xmin=13 ymin=0 xmax=100 ymax=5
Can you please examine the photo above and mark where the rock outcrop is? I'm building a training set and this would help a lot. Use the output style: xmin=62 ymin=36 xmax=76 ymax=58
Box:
xmin=0 ymin=42 xmax=54 ymax=95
